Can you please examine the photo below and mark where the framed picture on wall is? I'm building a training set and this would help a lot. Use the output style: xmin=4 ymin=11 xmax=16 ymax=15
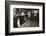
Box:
xmin=5 ymin=1 xmax=45 ymax=35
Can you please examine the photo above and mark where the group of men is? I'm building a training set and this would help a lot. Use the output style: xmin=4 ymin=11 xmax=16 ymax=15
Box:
xmin=13 ymin=8 xmax=39 ymax=28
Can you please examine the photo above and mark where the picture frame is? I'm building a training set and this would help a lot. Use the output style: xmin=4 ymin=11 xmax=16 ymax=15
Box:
xmin=5 ymin=1 xmax=45 ymax=35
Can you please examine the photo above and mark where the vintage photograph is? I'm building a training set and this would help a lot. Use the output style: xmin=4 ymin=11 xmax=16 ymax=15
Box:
xmin=13 ymin=8 xmax=39 ymax=28
xmin=5 ymin=1 xmax=45 ymax=35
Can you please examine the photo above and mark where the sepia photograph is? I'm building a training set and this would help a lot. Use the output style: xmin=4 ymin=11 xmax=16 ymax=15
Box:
xmin=5 ymin=1 xmax=45 ymax=35
xmin=13 ymin=8 xmax=39 ymax=28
